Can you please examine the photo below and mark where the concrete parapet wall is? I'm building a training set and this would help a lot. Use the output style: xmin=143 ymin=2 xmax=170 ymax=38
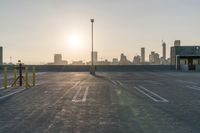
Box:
xmin=0 ymin=65 xmax=176 ymax=72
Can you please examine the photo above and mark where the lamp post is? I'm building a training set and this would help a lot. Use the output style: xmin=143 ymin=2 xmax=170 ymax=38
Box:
xmin=91 ymin=19 xmax=94 ymax=66
xmin=90 ymin=19 xmax=95 ymax=74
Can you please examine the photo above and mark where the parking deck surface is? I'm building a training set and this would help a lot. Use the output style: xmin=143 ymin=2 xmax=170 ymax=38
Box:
xmin=0 ymin=72 xmax=200 ymax=133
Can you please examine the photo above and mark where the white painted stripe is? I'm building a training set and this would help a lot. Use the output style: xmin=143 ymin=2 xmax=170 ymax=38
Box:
xmin=53 ymin=81 xmax=81 ymax=105
xmin=134 ymin=87 xmax=159 ymax=102
xmin=0 ymin=89 xmax=25 ymax=100
xmin=111 ymin=80 xmax=117 ymax=85
xmin=144 ymin=80 xmax=162 ymax=85
xmin=186 ymin=85 xmax=200 ymax=91
xmin=117 ymin=80 xmax=124 ymax=86
xmin=176 ymin=80 xmax=198 ymax=85
xmin=72 ymin=86 xmax=82 ymax=102
xmin=0 ymin=85 xmax=12 ymax=90
xmin=139 ymin=86 xmax=168 ymax=102
xmin=82 ymin=87 xmax=89 ymax=102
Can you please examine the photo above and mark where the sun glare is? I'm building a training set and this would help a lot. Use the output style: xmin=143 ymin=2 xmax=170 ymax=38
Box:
xmin=67 ymin=34 xmax=82 ymax=50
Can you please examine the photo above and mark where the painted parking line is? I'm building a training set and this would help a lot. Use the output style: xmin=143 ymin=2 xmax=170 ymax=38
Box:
xmin=186 ymin=85 xmax=200 ymax=91
xmin=111 ymin=80 xmax=168 ymax=103
xmin=143 ymin=80 xmax=162 ymax=85
xmin=0 ymin=85 xmax=12 ymax=90
xmin=72 ymin=86 xmax=82 ymax=102
xmin=176 ymin=80 xmax=198 ymax=85
xmin=134 ymin=86 xmax=168 ymax=103
xmin=111 ymin=80 xmax=123 ymax=86
xmin=82 ymin=87 xmax=89 ymax=102
xmin=0 ymin=89 xmax=26 ymax=100
xmin=111 ymin=80 xmax=117 ymax=85
xmin=72 ymin=86 xmax=90 ymax=103
xmin=116 ymin=80 xmax=124 ymax=86
xmin=52 ymin=81 xmax=81 ymax=105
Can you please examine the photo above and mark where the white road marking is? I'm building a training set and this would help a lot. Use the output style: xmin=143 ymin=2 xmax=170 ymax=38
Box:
xmin=82 ymin=87 xmax=89 ymax=102
xmin=72 ymin=86 xmax=82 ymax=102
xmin=135 ymin=86 xmax=168 ymax=103
xmin=134 ymin=87 xmax=159 ymax=102
xmin=0 ymin=89 xmax=25 ymax=100
xmin=139 ymin=86 xmax=168 ymax=102
xmin=53 ymin=81 xmax=81 ymax=105
xmin=0 ymin=85 xmax=12 ymax=90
xmin=176 ymin=80 xmax=198 ymax=85
xmin=144 ymin=80 xmax=162 ymax=85
xmin=116 ymin=80 xmax=124 ymax=86
xmin=186 ymin=85 xmax=200 ymax=91
xmin=111 ymin=80 xmax=117 ymax=85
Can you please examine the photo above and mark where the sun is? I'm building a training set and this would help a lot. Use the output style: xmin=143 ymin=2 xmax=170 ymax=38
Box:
xmin=67 ymin=34 xmax=82 ymax=50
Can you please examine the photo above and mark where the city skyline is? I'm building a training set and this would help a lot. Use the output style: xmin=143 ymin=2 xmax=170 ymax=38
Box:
xmin=1 ymin=41 xmax=200 ymax=65
xmin=0 ymin=0 xmax=200 ymax=64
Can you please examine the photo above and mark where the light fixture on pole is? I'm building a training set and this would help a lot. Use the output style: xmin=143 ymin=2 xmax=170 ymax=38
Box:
xmin=90 ymin=19 xmax=94 ymax=67
xmin=90 ymin=19 xmax=95 ymax=75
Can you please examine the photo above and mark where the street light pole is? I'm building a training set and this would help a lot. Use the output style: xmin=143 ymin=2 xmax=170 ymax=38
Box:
xmin=91 ymin=19 xmax=94 ymax=67
xmin=90 ymin=19 xmax=95 ymax=75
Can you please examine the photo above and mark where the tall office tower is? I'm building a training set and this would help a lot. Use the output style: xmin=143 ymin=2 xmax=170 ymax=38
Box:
xmin=54 ymin=54 xmax=62 ymax=64
xmin=91 ymin=51 xmax=98 ymax=64
xmin=120 ymin=53 xmax=127 ymax=62
xmin=162 ymin=41 xmax=166 ymax=60
xmin=174 ymin=40 xmax=181 ymax=46
xmin=133 ymin=55 xmax=141 ymax=64
xmin=149 ymin=51 xmax=160 ymax=64
xmin=0 ymin=47 xmax=2 ymax=65
xmin=141 ymin=47 xmax=145 ymax=63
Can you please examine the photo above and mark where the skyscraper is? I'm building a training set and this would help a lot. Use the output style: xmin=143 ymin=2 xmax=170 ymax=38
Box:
xmin=91 ymin=51 xmax=98 ymax=64
xmin=162 ymin=41 xmax=166 ymax=60
xmin=133 ymin=55 xmax=141 ymax=64
xmin=54 ymin=54 xmax=62 ymax=64
xmin=141 ymin=47 xmax=145 ymax=63
xmin=149 ymin=51 xmax=160 ymax=64
xmin=120 ymin=53 xmax=127 ymax=63
xmin=0 ymin=47 xmax=2 ymax=65
xmin=174 ymin=40 xmax=181 ymax=46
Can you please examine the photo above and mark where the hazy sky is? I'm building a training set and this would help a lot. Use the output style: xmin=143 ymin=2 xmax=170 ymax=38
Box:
xmin=0 ymin=0 xmax=200 ymax=64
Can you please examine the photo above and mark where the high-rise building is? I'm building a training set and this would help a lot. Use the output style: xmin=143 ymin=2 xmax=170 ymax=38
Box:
xmin=141 ymin=47 xmax=145 ymax=63
xmin=91 ymin=51 xmax=98 ymax=64
xmin=133 ymin=55 xmax=141 ymax=64
xmin=0 ymin=47 xmax=2 ymax=65
xmin=120 ymin=53 xmax=127 ymax=62
xmin=149 ymin=51 xmax=160 ymax=64
xmin=162 ymin=41 xmax=166 ymax=60
xmin=174 ymin=40 xmax=181 ymax=46
xmin=112 ymin=58 xmax=118 ymax=65
xmin=54 ymin=54 xmax=62 ymax=64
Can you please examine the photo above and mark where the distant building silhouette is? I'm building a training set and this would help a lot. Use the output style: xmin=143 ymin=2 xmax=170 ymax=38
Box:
xmin=0 ymin=46 xmax=2 ymax=65
xmin=174 ymin=40 xmax=181 ymax=46
xmin=162 ymin=41 xmax=166 ymax=60
xmin=91 ymin=51 xmax=98 ymax=64
xmin=71 ymin=61 xmax=85 ymax=65
xmin=54 ymin=54 xmax=62 ymax=64
xmin=112 ymin=58 xmax=118 ymax=65
xmin=97 ymin=59 xmax=111 ymax=65
xmin=149 ymin=51 xmax=160 ymax=64
xmin=141 ymin=47 xmax=145 ymax=63
xmin=119 ymin=53 xmax=127 ymax=64
xmin=119 ymin=53 xmax=131 ymax=65
xmin=53 ymin=54 xmax=68 ymax=65
xmin=133 ymin=55 xmax=141 ymax=64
